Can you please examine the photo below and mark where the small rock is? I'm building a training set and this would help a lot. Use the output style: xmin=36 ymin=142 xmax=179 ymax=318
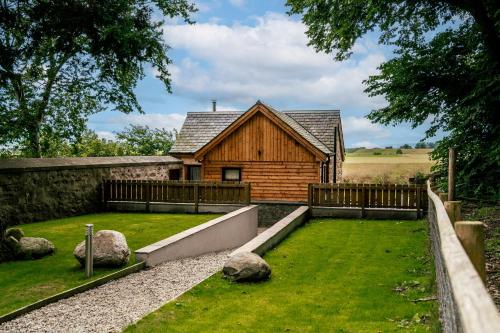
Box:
xmin=223 ymin=252 xmax=271 ymax=282
xmin=18 ymin=237 xmax=55 ymax=259
xmin=6 ymin=228 xmax=24 ymax=241
xmin=74 ymin=230 xmax=130 ymax=267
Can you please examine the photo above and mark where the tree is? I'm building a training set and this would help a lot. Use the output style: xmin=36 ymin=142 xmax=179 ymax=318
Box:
xmin=415 ymin=142 xmax=428 ymax=149
xmin=400 ymin=144 xmax=413 ymax=149
xmin=287 ymin=0 xmax=500 ymax=198
xmin=115 ymin=125 xmax=176 ymax=155
xmin=72 ymin=129 xmax=131 ymax=157
xmin=0 ymin=0 xmax=195 ymax=157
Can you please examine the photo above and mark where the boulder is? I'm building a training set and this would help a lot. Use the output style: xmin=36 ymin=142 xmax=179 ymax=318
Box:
xmin=18 ymin=237 xmax=55 ymax=259
xmin=74 ymin=230 xmax=130 ymax=267
xmin=6 ymin=228 xmax=24 ymax=241
xmin=223 ymin=252 xmax=271 ymax=282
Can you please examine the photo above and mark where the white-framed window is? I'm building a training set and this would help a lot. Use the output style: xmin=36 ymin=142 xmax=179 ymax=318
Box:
xmin=222 ymin=167 xmax=241 ymax=181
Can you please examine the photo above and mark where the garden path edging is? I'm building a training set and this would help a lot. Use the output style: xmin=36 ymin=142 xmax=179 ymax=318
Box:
xmin=0 ymin=261 xmax=145 ymax=325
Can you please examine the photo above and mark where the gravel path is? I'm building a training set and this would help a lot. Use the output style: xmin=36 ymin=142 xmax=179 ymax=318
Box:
xmin=0 ymin=251 xmax=230 ymax=333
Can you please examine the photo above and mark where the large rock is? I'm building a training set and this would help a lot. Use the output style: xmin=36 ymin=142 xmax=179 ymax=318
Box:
xmin=74 ymin=230 xmax=130 ymax=267
xmin=223 ymin=252 xmax=271 ymax=282
xmin=18 ymin=237 xmax=55 ymax=259
xmin=6 ymin=228 xmax=24 ymax=241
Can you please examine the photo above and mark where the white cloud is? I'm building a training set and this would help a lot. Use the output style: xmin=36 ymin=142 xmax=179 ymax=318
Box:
xmin=163 ymin=13 xmax=386 ymax=109
xmin=352 ymin=141 xmax=381 ymax=149
xmin=229 ymin=0 xmax=245 ymax=7
xmin=108 ymin=113 xmax=186 ymax=131
xmin=342 ymin=116 xmax=390 ymax=139
xmin=96 ymin=131 xmax=116 ymax=141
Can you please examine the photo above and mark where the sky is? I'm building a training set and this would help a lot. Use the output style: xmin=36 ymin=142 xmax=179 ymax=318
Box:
xmin=88 ymin=0 xmax=438 ymax=148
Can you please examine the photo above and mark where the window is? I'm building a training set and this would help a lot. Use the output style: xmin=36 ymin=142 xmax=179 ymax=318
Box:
xmin=222 ymin=167 xmax=241 ymax=182
xmin=187 ymin=166 xmax=201 ymax=181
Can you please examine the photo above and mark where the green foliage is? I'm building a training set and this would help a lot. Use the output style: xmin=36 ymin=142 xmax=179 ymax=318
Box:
xmin=373 ymin=151 xmax=382 ymax=155
xmin=396 ymin=149 xmax=403 ymax=154
xmin=116 ymin=125 xmax=176 ymax=156
xmin=400 ymin=144 xmax=413 ymax=149
xmin=0 ymin=0 xmax=195 ymax=157
xmin=0 ymin=213 xmax=219 ymax=314
xmin=287 ymin=0 xmax=500 ymax=199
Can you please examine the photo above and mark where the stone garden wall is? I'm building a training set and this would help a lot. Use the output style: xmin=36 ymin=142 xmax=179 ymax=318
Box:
xmin=0 ymin=157 xmax=183 ymax=226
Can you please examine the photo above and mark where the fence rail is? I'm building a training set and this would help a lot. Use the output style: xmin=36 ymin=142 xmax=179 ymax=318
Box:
xmin=308 ymin=183 xmax=427 ymax=216
xmin=427 ymin=181 xmax=500 ymax=332
xmin=102 ymin=180 xmax=251 ymax=211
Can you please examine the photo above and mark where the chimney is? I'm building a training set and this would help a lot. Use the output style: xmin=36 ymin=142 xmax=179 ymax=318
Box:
xmin=212 ymin=99 xmax=216 ymax=112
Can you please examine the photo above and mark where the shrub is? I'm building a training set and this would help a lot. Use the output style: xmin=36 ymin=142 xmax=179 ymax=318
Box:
xmin=396 ymin=149 xmax=403 ymax=154
xmin=373 ymin=151 xmax=382 ymax=155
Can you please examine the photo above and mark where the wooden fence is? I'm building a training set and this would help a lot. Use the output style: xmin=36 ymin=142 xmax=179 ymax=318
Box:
xmin=308 ymin=183 xmax=427 ymax=217
xmin=102 ymin=180 xmax=251 ymax=212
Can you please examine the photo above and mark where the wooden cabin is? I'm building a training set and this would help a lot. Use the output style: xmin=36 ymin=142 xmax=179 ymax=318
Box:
xmin=170 ymin=101 xmax=345 ymax=202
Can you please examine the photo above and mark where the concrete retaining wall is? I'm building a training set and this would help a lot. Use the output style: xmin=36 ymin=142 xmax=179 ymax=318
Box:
xmin=232 ymin=206 xmax=309 ymax=256
xmin=0 ymin=156 xmax=183 ymax=226
xmin=311 ymin=207 xmax=418 ymax=220
xmin=107 ymin=201 xmax=244 ymax=214
xmin=135 ymin=205 xmax=258 ymax=266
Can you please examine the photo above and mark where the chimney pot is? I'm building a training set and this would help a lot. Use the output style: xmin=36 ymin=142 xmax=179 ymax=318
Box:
xmin=212 ymin=100 xmax=216 ymax=112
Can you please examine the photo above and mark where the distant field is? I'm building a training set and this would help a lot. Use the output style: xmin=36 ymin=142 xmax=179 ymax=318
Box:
xmin=343 ymin=148 xmax=434 ymax=184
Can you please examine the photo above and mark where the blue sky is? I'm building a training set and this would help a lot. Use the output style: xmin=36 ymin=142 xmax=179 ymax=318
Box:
xmin=88 ymin=0 xmax=438 ymax=148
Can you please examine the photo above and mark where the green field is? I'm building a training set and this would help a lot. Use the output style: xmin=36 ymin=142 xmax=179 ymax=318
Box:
xmin=126 ymin=219 xmax=439 ymax=332
xmin=0 ymin=213 xmax=219 ymax=315
xmin=343 ymin=148 xmax=434 ymax=184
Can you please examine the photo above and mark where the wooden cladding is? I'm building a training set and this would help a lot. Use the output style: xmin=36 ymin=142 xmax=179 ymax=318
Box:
xmin=102 ymin=179 xmax=251 ymax=207
xmin=309 ymin=183 xmax=427 ymax=216
xmin=203 ymin=161 xmax=319 ymax=202
xmin=204 ymin=112 xmax=317 ymax=162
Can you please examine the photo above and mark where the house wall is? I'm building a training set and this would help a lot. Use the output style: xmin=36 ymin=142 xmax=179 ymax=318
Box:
xmin=201 ymin=112 xmax=320 ymax=202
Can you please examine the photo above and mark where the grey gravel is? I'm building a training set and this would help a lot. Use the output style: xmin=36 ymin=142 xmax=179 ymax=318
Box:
xmin=0 ymin=251 xmax=230 ymax=333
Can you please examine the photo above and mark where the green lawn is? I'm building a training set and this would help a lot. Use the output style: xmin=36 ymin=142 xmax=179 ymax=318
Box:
xmin=127 ymin=219 xmax=439 ymax=332
xmin=0 ymin=212 xmax=219 ymax=316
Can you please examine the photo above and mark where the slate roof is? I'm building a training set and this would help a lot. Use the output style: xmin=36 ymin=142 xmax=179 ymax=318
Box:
xmin=170 ymin=104 xmax=343 ymax=156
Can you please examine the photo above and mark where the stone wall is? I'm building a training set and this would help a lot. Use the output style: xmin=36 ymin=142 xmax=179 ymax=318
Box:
xmin=0 ymin=157 xmax=183 ymax=227
xmin=255 ymin=201 xmax=303 ymax=227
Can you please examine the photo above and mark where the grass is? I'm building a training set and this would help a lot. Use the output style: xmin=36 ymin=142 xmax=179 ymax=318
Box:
xmin=0 ymin=212 xmax=219 ymax=316
xmin=343 ymin=148 xmax=435 ymax=184
xmin=126 ymin=219 xmax=439 ymax=332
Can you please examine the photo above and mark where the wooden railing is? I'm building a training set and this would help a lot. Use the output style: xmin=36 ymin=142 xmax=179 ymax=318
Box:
xmin=308 ymin=183 xmax=427 ymax=216
xmin=427 ymin=181 xmax=500 ymax=332
xmin=102 ymin=180 xmax=251 ymax=211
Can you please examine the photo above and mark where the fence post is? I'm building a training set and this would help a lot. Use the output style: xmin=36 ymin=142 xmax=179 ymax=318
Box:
xmin=444 ymin=201 xmax=461 ymax=225
xmin=361 ymin=185 xmax=366 ymax=218
xmin=245 ymin=183 xmax=251 ymax=205
xmin=416 ymin=186 xmax=421 ymax=218
xmin=448 ymin=147 xmax=456 ymax=201
xmin=194 ymin=183 xmax=199 ymax=214
xmin=439 ymin=192 xmax=448 ymax=203
xmin=308 ymin=184 xmax=312 ymax=208
xmin=85 ymin=224 xmax=93 ymax=278
xmin=454 ymin=221 xmax=486 ymax=283
xmin=145 ymin=181 xmax=150 ymax=212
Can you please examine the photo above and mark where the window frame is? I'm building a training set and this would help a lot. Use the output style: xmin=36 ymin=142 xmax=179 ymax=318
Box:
xmin=222 ymin=167 xmax=242 ymax=182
